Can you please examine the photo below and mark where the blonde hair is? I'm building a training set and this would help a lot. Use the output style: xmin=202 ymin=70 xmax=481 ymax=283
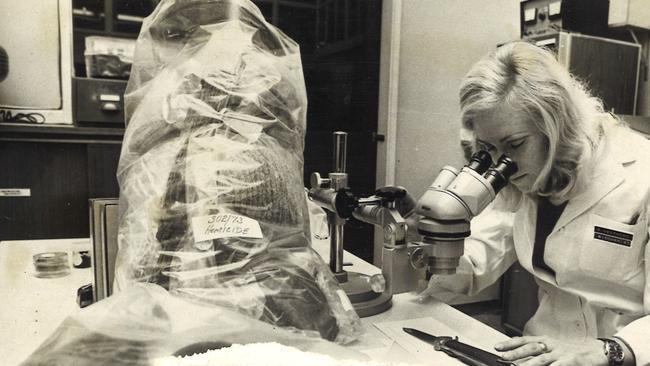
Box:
xmin=459 ymin=41 xmax=604 ymax=201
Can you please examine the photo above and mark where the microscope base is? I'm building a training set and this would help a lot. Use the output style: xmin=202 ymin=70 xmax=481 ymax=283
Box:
xmin=339 ymin=271 xmax=392 ymax=317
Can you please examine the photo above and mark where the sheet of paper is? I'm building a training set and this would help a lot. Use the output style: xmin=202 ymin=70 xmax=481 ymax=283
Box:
xmin=374 ymin=317 xmax=505 ymax=366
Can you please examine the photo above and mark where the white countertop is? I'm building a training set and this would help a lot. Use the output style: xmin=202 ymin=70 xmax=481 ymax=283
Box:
xmin=0 ymin=238 xmax=508 ymax=366
xmin=0 ymin=238 xmax=93 ymax=366
xmin=310 ymin=239 xmax=508 ymax=364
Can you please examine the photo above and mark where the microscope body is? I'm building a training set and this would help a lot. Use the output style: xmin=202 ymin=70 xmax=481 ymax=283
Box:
xmin=348 ymin=151 xmax=516 ymax=296
xmin=308 ymin=131 xmax=517 ymax=315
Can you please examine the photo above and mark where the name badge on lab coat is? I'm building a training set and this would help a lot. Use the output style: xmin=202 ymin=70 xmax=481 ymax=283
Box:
xmin=593 ymin=226 xmax=633 ymax=247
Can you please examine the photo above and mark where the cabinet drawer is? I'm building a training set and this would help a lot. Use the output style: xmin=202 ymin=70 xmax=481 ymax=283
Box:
xmin=74 ymin=77 xmax=126 ymax=125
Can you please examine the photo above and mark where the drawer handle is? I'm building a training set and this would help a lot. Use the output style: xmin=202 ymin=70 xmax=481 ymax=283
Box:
xmin=101 ymin=102 xmax=120 ymax=112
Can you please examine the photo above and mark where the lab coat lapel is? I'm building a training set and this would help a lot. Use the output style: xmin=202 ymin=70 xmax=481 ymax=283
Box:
xmin=517 ymin=196 xmax=536 ymax=271
xmin=518 ymin=153 xmax=624 ymax=286
xmin=553 ymin=145 xmax=626 ymax=232
xmin=517 ymin=196 xmax=558 ymax=284
xmin=517 ymin=123 xmax=635 ymax=285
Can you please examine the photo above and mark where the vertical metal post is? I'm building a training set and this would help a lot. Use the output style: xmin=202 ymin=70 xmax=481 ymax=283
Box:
xmin=330 ymin=215 xmax=345 ymax=273
xmin=333 ymin=131 xmax=347 ymax=173
xmin=329 ymin=131 xmax=348 ymax=274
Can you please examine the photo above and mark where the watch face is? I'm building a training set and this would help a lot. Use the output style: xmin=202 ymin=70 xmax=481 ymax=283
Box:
xmin=612 ymin=349 xmax=625 ymax=363
xmin=604 ymin=339 xmax=624 ymax=365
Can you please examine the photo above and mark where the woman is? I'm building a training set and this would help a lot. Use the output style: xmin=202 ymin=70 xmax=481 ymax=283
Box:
xmin=423 ymin=41 xmax=650 ymax=365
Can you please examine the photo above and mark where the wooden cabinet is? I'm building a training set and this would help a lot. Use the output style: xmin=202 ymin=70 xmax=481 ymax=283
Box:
xmin=526 ymin=31 xmax=641 ymax=115
xmin=0 ymin=123 xmax=122 ymax=240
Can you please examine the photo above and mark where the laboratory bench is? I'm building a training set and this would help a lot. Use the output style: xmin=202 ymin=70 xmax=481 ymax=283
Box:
xmin=0 ymin=238 xmax=510 ymax=366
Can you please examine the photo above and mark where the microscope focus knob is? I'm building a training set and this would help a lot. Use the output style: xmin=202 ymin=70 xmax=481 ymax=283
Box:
xmin=334 ymin=188 xmax=359 ymax=218
xmin=409 ymin=247 xmax=427 ymax=269
xmin=310 ymin=172 xmax=331 ymax=189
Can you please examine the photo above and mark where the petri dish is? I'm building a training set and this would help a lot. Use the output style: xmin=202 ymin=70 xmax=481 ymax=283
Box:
xmin=33 ymin=252 xmax=71 ymax=278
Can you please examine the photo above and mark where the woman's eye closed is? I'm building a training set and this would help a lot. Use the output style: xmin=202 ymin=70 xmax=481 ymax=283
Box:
xmin=509 ymin=139 xmax=525 ymax=149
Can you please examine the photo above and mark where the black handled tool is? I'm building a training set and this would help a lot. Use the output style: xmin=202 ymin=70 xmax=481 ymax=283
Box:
xmin=403 ymin=328 xmax=515 ymax=366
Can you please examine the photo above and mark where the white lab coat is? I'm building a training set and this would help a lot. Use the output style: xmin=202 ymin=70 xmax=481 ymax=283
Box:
xmin=426 ymin=121 xmax=650 ymax=364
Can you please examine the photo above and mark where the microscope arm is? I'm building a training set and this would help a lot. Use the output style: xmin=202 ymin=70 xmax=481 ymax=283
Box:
xmin=351 ymin=196 xmax=428 ymax=295
xmin=352 ymin=200 xmax=407 ymax=248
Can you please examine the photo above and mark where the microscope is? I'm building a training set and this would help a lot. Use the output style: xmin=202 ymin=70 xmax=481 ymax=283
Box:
xmin=308 ymin=132 xmax=517 ymax=317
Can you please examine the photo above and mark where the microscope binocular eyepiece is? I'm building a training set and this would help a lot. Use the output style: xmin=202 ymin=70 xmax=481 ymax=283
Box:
xmin=466 ymin=151 xmax=518 ymax=193
xmin=483 ymin=155 xmax=518 ymax=193
xmin=466 ymin=150 xmax=493 ymax=175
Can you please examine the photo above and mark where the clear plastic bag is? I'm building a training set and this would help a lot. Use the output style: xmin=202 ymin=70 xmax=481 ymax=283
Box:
xmin=20 ymin=284 xmax=368 ymax=365
xmin=84 ymin=36 xmax=135 ymax=79
xmin=114 ymin=0 xmax=361 ymax=343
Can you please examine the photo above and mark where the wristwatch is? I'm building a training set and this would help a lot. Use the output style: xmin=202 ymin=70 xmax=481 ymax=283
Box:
xmin=598 ymin=338 xmax=625 ymax=366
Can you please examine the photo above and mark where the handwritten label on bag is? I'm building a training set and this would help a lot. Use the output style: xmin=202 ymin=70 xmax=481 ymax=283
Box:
xmin=192 ymin=214 xmax=263 ymax=242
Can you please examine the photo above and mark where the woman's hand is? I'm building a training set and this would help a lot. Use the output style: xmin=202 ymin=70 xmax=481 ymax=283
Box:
xmin=495 ymin=336 xmax=608 ymax=366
